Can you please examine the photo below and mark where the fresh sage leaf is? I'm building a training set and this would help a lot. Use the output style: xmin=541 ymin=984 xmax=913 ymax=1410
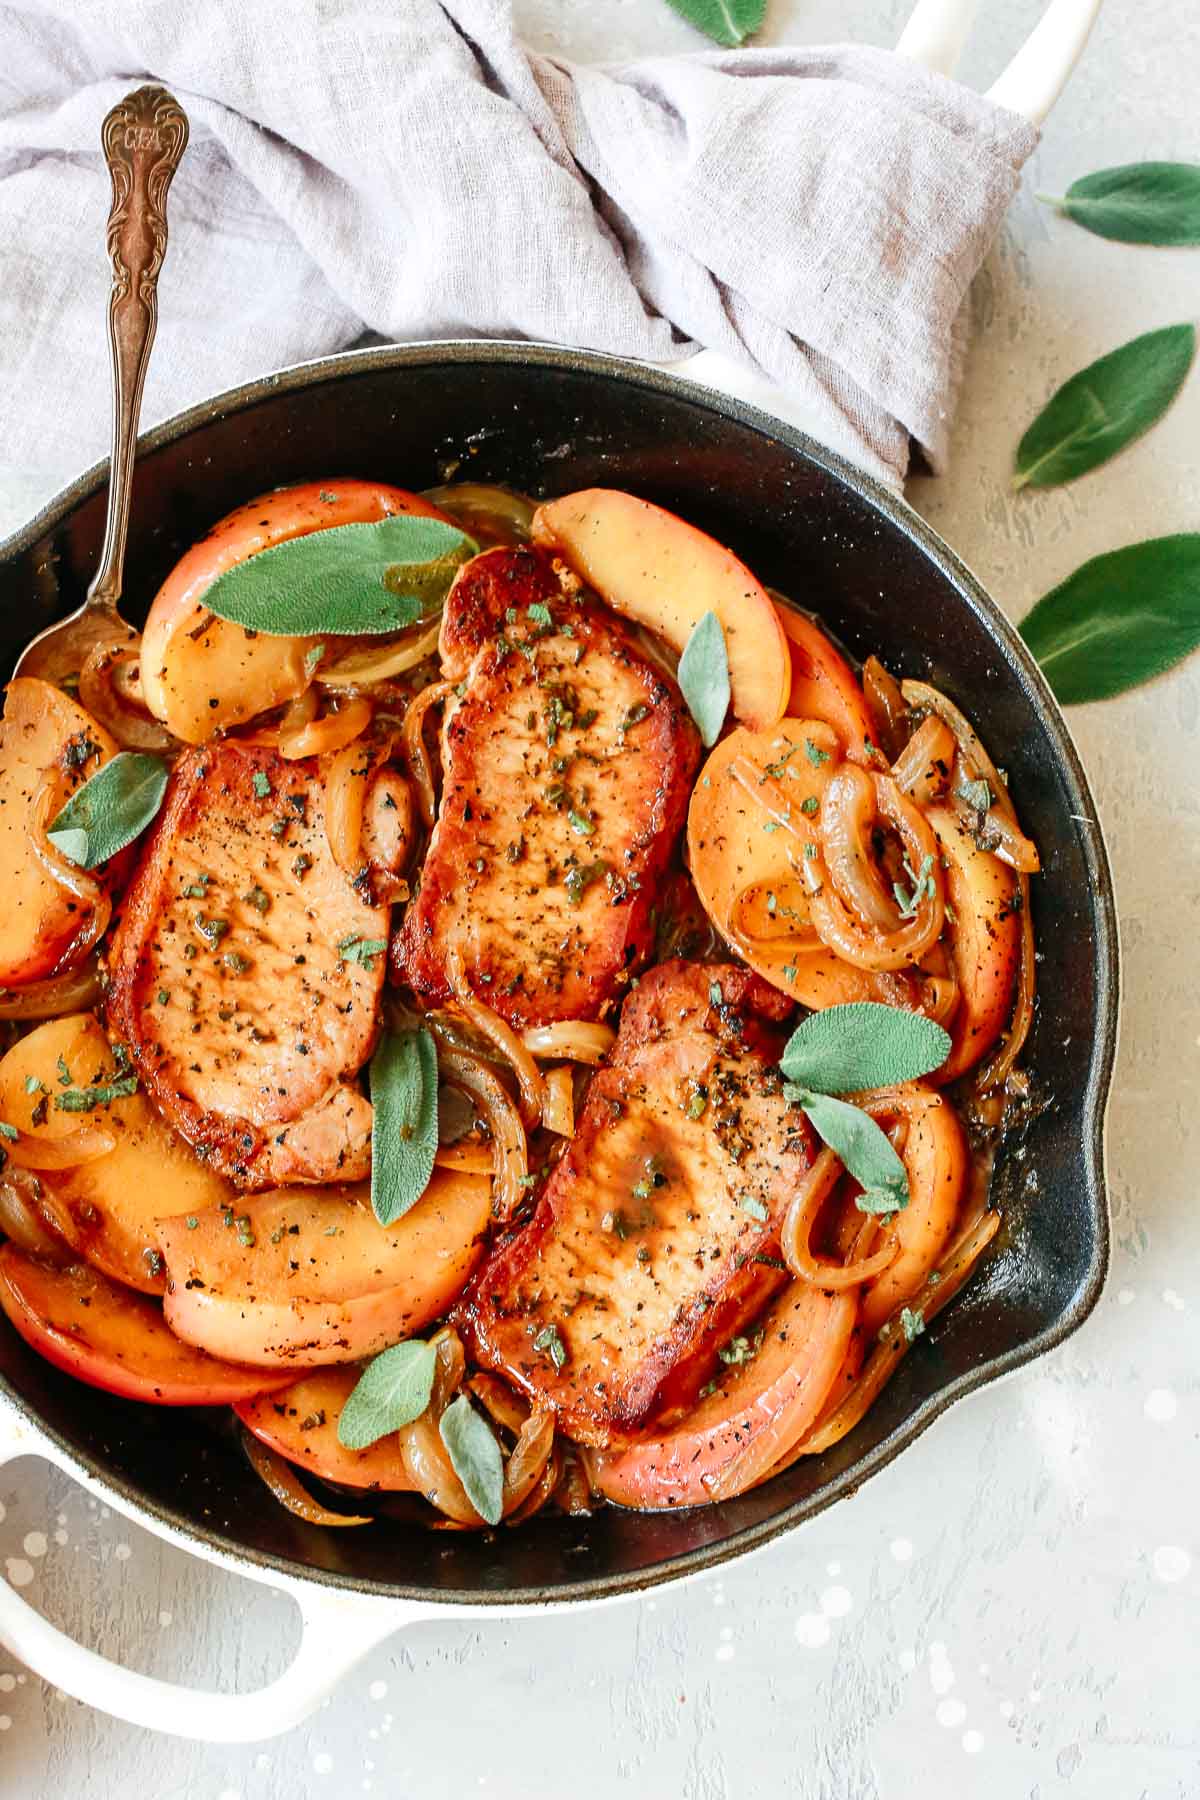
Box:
xmin=662 ymin=0 xmax=765 ymax=46
xmin=1014 ymin=324 xmax=1195 ymax=490
xmin=1040 ymin=162 xmax=1200 ymax=246
xmin=779 ymin=1002 xmax=950 ymax=1095
xmin=336 ymin=1339 xmax=437 ymax=1449
xmin=785 ymin=1086 xmax=909 ymax=1214
xmin=202 ymin=515 xmax=477 ymax=639
xmin=369 ymin=1027 xmax=439 ymax=1226
xmin=1019 ymin=534 xmax=1200 ymax=703
xmin=439 ymin=1394 xmax=504 ymax=1526
xmin=677 ymin=610 xmax=731 ymax=747
xmin=47 ymin=752 xmax=169 ymax=869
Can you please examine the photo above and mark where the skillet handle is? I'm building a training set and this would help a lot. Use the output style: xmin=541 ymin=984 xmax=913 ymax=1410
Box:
xmin=0 ymin=1400 xmax=433 ymax=1741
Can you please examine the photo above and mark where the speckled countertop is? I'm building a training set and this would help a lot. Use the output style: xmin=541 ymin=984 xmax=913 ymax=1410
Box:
xmin=1 ymin=2 xmax=1198 ymax=1796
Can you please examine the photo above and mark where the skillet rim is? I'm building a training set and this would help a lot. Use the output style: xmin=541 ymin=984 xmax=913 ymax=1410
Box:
xmin=0 ymin=339 xmax=1117 ymax=1606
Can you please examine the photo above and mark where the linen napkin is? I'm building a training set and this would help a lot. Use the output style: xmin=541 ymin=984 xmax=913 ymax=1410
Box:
xmin=0 ymin=0 xmax=1037 ymax=537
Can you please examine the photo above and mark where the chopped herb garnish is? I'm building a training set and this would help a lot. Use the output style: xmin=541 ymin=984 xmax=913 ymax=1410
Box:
xmin=252 ymin=771 xmax=273 ymax=799
xmin=304 ymin=643 xmax=326 ymax=673
xmin=182 ymin=874 xmax=212 ymax=898
xmin=781 ymin=964 xmax=798 ymax=981
xmin=292 ymin=854 xmax=312 ymax=879
xmin=893 ymin=853 xmax=936 ymax=919
xmin=242 ymin=885 xmax=271 ymax=914
xmin=56 ymin=1056 xmax=72 ymax=1087
xmin=338 ymin=935 xmax=388 ymax=971
xmin=55 ymin=1075 xmax=138 ymax=1113
xmin=764 ymin=744 xmax=799 ymax=778
xmin=801 ymin=795 xmax=819 ymax=816
xmin=718 ymin=1331 xmax=762 ymax=1366
xmin=532 ymin=1322 xmax=567 ymax=1369
xmin=686 ymin=1083 xmax=708 ymax=1120
xmin=156 ymin=989 xmax=170 ymax=1006
xmin=193 ymin=913 xmax=230 ymax=947
xmin=23 ymin=1076 xmax=43 ymax=1096
xmin=0 ymin=1122 xmax=18 ymax=1142
xmin=900 ymin=1306 xmax=926 ymax=1342
xmin=621 ymin=702 xmax=650 ymax=732
xmin=709 ymin=981 xmax=724 ymax=1007
xmin=740 ymin=1194 xmax=769 ymax=1222
xmin=957 ymin=776 xmax=994 ymax=814
xmin=567 ymin=807 xmax=595 ymax=838
xmin=564 ymin=860 xmax=609 ymax=906
xmin=527 ymin=602 xmax=553 ymax=628
xmin=805 ymin=738 xmax=831 ymax=767
xmin=222 ymin=950 xmax=252 ymax=975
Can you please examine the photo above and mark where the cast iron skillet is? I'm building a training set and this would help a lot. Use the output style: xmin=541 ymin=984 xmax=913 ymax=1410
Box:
xmin=0 ymin=342 xmax=1117 ymax=1606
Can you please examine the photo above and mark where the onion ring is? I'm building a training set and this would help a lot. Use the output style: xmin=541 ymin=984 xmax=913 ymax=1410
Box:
xmin=890 ymin=715 xmax=954 ymax=805
xmin=861 ymin=655 xmax=908 ymax=761
xmin=0 ymin=957 xmax=103 ymax=1019
xmin=805 ymin=772 xmax=944 ymax=972
xmin=319 ymin=621 xmax=441 ymax=688
xmin=433 ymin=1039 xmax=529 ymax=1221
xmin=781 ymin=1147 xmax=898 ymax=1290
xmin=241 ymin=1429 xmax=372 ymax=1526
xmin=520 ymin=1021 xmax=616 ymax=1066
xmin=79 ymin=639 xmax=177 ymax=754
xmin=445 ymin=945 xmax=547 ymax=1128
xmin=28 ymin=772 xmax=112 ymax=963
xmin=401 ymin=679 xmax=454 ymax=828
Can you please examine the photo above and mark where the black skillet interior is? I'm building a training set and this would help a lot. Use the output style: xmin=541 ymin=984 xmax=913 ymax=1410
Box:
xmin=0 ymin=345 xmax=1115 ymax=1604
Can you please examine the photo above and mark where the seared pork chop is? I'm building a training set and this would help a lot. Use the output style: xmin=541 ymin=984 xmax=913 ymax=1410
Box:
xmin=455 ymin=961 xmax=812 ymax=1445
xmin=108 ymin=741 xmax=390 ymax=1189
xmin=393 ymin=546 xmax=699 ymax=1028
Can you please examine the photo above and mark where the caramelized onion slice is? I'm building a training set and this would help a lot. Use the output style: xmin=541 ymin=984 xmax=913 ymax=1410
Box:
xmin=445 ymin=945 xmax=547 ymax=1128
xmin=277 ymin=695 xmax=372 ymax=761
xmin=433 ymin=1039 xmax=528 ymax=1221
xmin=28 ymin=773 xmax=112 ymax=963
xmin=781 ymin=1148 xmax=898 ymax=1290
xmin=320 ymin=621 xmax=441 ymax=688
xmin=0 ymin=1170 xmax=73 ymax=1261
xmin=401 ymin=679 xmax=454 ymax=828
xmin=6 ymin=1126 xmax=116 ymax=1171
xmin=0 ymin=957 xmax=103 ymax=1019
xmin=79 ymin=640 xmax=178 ymax=754
xmin=241 ymin=1428 xmax=372 ymax=1526
xmin=891 ymin=715 xmax=954 ymax=804
xmin=793 ymin=1210 xmax=1001 ymax=1460
xmin=521 ymin=1021 xmax=616 ymax=1066
xmin=806 ymin=772 xmax=944 ymax=972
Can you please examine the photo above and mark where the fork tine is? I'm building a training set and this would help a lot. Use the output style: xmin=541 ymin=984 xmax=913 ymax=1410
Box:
xmin=985 ymin=0 xmax=1104 ymax=124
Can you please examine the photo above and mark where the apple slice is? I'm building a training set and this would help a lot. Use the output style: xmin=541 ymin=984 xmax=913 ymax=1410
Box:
xmin=157 ymin=1170 xmax=492 ymax=1368
xmin=775 ymin=606 xmax=874 ymax=759
xmin=0 ymin=1245 xmax=292 ymax=1405
xmin=140 ymin=479 xmax=454 ymax=744
xmin=235 ymin=1366 xmax=419 ymax=1491
xmin=925 ymin=806 xmax=1021 ymax=1083
xmin=0 ymin=1013 xmax=234 ymax=1294
xmin=531 ymin=488 xmax=789 ymax=732
xmin=0 ymin=679 xmax=119 ymax=987
xmin=686 ymin=718 xmax=877 ymax=1008
xmin=590 ymin=1282 xmax=856 ymax=1510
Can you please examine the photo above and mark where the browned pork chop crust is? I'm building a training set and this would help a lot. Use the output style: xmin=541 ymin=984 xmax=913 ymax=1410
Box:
xmin=393 ymin=546 xmax=700 ymax=1028
xmin=454 ymin=961 xmax=811 ymax=1445
xmin=107 ymin=741 xmax=389 ymax=1189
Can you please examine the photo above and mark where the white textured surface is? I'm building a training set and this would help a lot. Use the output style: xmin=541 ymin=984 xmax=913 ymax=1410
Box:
xmin=2 ymin=1 xmax=1199 ymax=1793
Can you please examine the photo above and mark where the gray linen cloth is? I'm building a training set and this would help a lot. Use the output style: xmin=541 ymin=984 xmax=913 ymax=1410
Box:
xmin=0 ymin=0 xmax=1037 ymax=536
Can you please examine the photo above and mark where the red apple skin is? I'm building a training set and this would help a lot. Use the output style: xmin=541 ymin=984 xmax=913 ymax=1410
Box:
xmin=925 ymin=805 xmax=1021 ymax=1082
xmin=776 ymin=606 xmax=875 ymax=759
xmin=0 ymin=1245 xmax=293 ymax=1406
xmin=140 ymin=479 xmax=455 ymax=744
xmin=531 ymin=488 xmax=790 ymax=733
xmin=235 ymin=1366 xmax=419 ymax=1491
xmin=590 ymin=1282 xmax=857 ymax=1510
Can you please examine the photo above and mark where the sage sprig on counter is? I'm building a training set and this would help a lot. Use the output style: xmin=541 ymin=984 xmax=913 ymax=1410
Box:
xmin=47 ymin=752 xmax=169 ymax=869
xmin=1020 ymin=535 xmax=1200 ymax=704
xmin=1013 ymin=324 xmax=1195 ymax=491
xmin=368 ymin=1026 xmax=439 ymax=1226
xmin=201 ymin=514 xmax=477 ymax=638
xmin=778 ymin=1004 xmax=951 ymax=1216
xmin=663 ymin=0 xmax=765 ymax=47
xmin=1039 ymin=162 xmax=1200 ymax=246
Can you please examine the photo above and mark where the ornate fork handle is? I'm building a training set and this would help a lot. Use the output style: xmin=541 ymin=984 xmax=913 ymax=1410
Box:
xmin=89 ymin=85 xmax=188 ymax=610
